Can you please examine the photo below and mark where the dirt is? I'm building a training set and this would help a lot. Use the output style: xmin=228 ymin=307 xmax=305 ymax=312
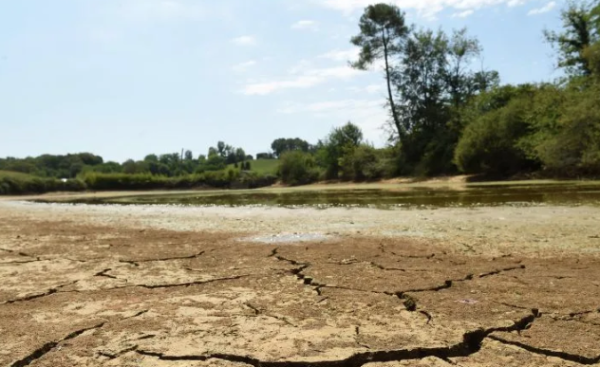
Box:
xmin=1 ymin=199 xmax=599 ymax=367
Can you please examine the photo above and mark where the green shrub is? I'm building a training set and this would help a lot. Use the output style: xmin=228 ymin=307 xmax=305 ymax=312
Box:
xmin=0 ymin=171 xmax=86 ymax=195
xmin=339 ymin=145 xmax=385 ymax=181
xmin=537 ymin=84 xmax=600 ymax=176
xmin=455 ymin=98 xmax=539 ymax=177
xmin=76 ymin=169 xmax=276 ymax=192
xmin=278 ymin=151 xmax=319 ymax=186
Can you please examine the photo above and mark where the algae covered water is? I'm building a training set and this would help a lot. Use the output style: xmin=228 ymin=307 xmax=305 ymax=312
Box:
xmin=38 ymin=181 xmax=600 ymax=209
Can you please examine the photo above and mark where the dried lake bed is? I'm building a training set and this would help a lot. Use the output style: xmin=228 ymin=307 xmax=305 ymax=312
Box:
xmin=1 ymin=181 xmax=599 ymax=366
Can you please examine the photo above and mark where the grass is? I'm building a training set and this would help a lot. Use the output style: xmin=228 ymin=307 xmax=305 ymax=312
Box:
xmin=0 ymin=170 xmax=40 ymax=180
xmin=229 ymin=159 xmax=279 ymax=175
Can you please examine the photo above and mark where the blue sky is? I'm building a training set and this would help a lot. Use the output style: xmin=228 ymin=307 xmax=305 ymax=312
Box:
xmin=0 ymin=0 xmax=565 ymax=162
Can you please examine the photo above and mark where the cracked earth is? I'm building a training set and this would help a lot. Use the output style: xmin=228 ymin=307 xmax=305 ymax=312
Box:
xmin=1 ymin=199 xmax=599 ymax=366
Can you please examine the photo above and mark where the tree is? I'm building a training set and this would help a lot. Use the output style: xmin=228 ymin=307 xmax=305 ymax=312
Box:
xmin=77 ymin=153 xmax=103 ymax=166
xmin=256 ymin=152 xmax=275 ymax=160
xmin=454 ymin=97 xmax=536 ymax=176
xmin=279 ymin=151 xmax=318 ymax=186
xmin=545 ymin=1 xmax=600 ymax=76
xmin=235 ymin=148 xmax=246 ymax=163
xmin=339 ymin=145 xmax=386 ymax=181
xmin=184 ymin=150 xmax=193 ymax=161
xmin=351 ymin=3 xmax=409 ymax=139
xmin=144 ymin=154 xmax=158 ymax=163
xmin=316 ymin=122 xmax=364 ymax=179
xmin=217 ymin=141 xmax=226 ymax=157
xmin=385 ymin=26 xmax=495 ymax=175
xmin=271 ymin=138 xmax=310 ymax=158
xmin=537 ymin=82 xmax=600 ymax=175
xmin=446 ymin=29 xmax=484 ymax=108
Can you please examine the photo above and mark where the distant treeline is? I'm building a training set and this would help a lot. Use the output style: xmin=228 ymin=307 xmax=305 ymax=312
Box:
xmin=1 ymin=1 xmax=599 ymax=194
xmin=0 ymin=141 xmax=260 ymax=179
xmin=0 ymin=170 xmax=277 ymax=195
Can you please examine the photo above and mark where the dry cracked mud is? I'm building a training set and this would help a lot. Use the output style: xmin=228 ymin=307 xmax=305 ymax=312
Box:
xmin=1 ymin=199 xmax=599 ymax=367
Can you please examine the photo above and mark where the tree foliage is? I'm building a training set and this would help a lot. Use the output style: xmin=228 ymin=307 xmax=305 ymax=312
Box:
xmin=316 ymin=122 xmax=364 ymax=179
xmin=545 ymin=0 xmax=600 ymax=77
xmin=271 ymin=138 xmax=310 ymax=158
xmin=278 ymin=151 xmax=318 ymax=186
xmin=351 ymin=4 xmax=409 ymax=138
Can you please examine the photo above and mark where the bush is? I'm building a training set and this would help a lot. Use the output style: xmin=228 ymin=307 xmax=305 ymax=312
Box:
xmin=0 ymin=171 xmax=86 ymax=195
xmin=455 ymin=97 xmax=539 ymax=177
xmin=256 ymin=153 xmax=275 ymax=160
xmin=537 ymin=84 xmax=600 ymax=176
xmin=278 ymin=151 xmax=319 ymax=186
xmin=339 ymin=145 xmax=385 ymax=181
xmin=76 ymin=169 xmax=276 ymax=192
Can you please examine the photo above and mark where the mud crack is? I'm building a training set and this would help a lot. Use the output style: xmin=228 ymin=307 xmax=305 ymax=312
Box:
xmin=136 ymin=312 xmax=539 ymax=367
xmin=370 ymin=262 xmax=407 ymax=272
xmin=120 ymin=251 xmax=205 ymax=267
xmin=275 ymin=254 xmax=527 ymax=313
xmin=0 ymin=247 xmax=41 ymax=263
xmin=10 ymin=323 xmax=105 ymax=367
xmin=138 ymin=274 xmax=251 ymax=289
xmin=390 ymin=251 xmax=437 ymax=260
xmin=478 ymin=265 xmax=526 ymax=278
xmin=489 ymin=335 xmax=600 ymax=365
xmin=3 ymin=280 xmax=79 ymax=305
xmin=244 ymin=303 xmax=297 ymax=327
xmin=98 ymin=345 xmax=139 ymax=360
xmin=95 ymin=268 xmax=118 ymax=279
xmin=123 ymin=310 xmax=150 ymax=320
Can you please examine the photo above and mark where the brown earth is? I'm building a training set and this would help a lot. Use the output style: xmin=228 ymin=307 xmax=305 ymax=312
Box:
xmin=0 ymin=200 xmax=599 ymax=367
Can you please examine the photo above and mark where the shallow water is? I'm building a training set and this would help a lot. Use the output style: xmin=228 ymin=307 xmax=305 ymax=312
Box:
xmin=39 ymin=182 xmax=600 ymax=209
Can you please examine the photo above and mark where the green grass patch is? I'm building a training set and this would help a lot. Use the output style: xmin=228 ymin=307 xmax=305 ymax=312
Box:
xmin=228 ymin=159 xmax=279 ymax=175
xmin=0 ymin=170 xmax=39 ymax=180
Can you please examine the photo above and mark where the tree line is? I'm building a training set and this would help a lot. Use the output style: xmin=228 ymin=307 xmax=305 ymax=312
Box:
xmin=0 ymin=138 xmax=309 ymax=194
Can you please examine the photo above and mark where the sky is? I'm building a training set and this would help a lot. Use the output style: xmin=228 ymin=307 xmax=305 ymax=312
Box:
xmin=0 ymin=0 xmax=566 ymax=162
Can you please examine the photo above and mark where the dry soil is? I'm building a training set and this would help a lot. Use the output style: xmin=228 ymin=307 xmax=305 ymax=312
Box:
xmin=1 ymin=198 xmax=599 ymax=367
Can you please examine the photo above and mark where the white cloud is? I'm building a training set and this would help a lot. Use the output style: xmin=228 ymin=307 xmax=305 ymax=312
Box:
xmin=314 ymin=0 xmax=537 ymax=19
xmin=528 ymin=1 xmax=556 ymax=15
xmin=453 ymin=9 xmax=474 ymax=17
xmin=291 ymin=20 xmax=318 ymax=30
xmin=231 ymin=35 xmax=257 ymax=46
xmin=232 ymin=60 xmax=257 ymax=72
xmin=319 ymin=49 xmax=360 ymax=62
xmin=242 ymin=66 xmax=362 ymax=95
